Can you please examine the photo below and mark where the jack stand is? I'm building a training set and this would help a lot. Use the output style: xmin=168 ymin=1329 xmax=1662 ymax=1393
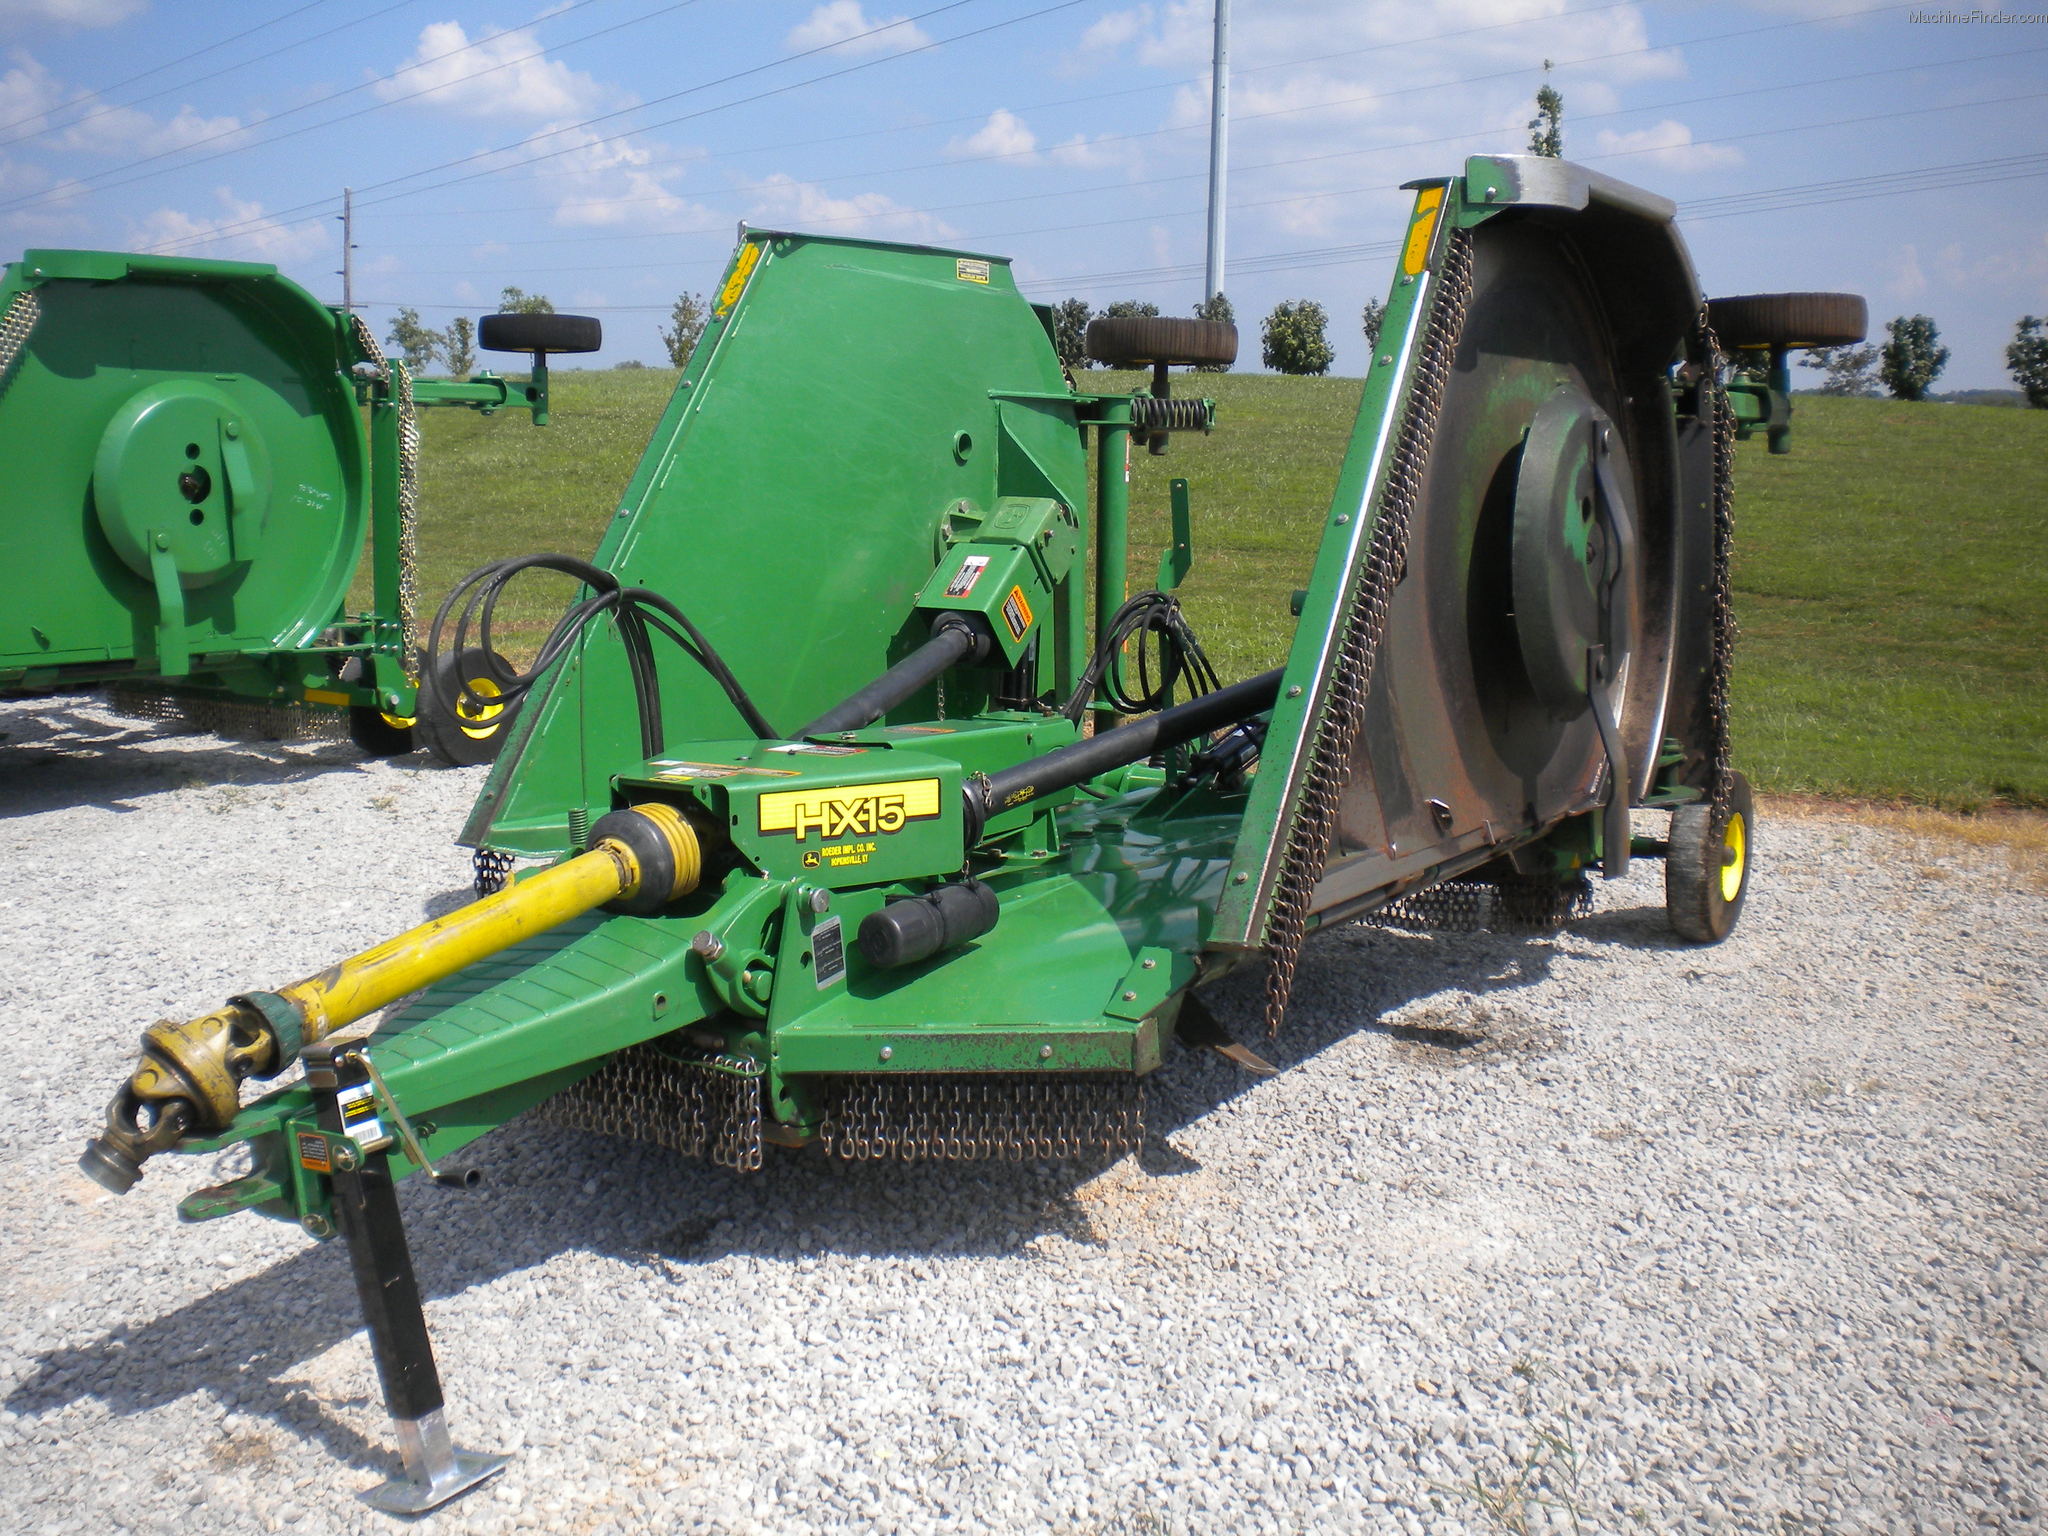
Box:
xmin=305 ymin=1045 xmax=509 ymax=1515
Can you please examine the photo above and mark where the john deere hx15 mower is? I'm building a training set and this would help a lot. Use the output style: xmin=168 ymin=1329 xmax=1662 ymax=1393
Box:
xmin=77 ymin=156 xmax=1863 ymax=1512
xmin=0 ymin=251 xmax=602 ymax=764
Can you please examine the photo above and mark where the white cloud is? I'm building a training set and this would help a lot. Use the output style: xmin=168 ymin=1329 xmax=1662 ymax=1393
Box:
xmin=1591 ymin=119 xmax=1742 ymax=174
xmin=948 ymin=108 xmax=1036 ymax=161
xmin=0 ymin=0 xmax=144 ymax=29
xmin=529 ymin=122 xmax=716 ymax=229
xmin=1048 ymin=134 xmax=1115 ymax=170
xmin=743 ymin=173 xmax=956 ymax=243
xmin=1075 ymin=6 xmax=1151 ymax=59
xmin=62 ymin=100 xmax=244 ymax=155
xmin=785 ymin=3 xmax=931 ymax=57
xmin=1888 ymin=245 xmax=1927 ymax=303
xmin=0 ymin=51 xmax=63 ymax=135
xmin=375 ymin=21 xmax=610 ymax=119
xmin=128 ymin=189 xmax=327 ymax=264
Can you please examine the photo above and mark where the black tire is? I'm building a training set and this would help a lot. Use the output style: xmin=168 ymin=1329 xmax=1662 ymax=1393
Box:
xmin=1707 ymin=293 xmax=1867 ymax=351
xmin=478 ymin=312 xmax=603 ymax=355
xmin=416 ymin=646 xmax=518 ymax=767
xmin=1666 ymin=771 xmax=1754 ymax=944
xmin=1085 ymin=315 xmax=1238 ymax=369
xmin=347 ymin=705 xmax=416 ymax=758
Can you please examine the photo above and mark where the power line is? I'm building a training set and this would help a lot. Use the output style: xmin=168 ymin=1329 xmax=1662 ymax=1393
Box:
xmin=0 ymin=0 xmax=673 ymax=212
xmin=370 ymin=41 xmax=2046 ymax=255
xmin=0 ymin=0 xmax=424 ymax=150
xmin=133 ymin=0 xmax=1922 ymax=257
xmin=98 ymin=0 xmax=996 ymax=244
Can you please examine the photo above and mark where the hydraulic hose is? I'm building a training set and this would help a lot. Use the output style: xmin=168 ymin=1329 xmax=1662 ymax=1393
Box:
xmin=967 ymin=667 xmax=1283 ymax=843
xmin=798 ymin=617 xmax=989 ymax=737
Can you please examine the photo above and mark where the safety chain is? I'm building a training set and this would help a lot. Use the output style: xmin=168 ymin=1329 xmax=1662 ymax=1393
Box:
xmin=537 ymin=1042 xmax=765 ymax=1172
xmin=1259 ymin=228 xmax=1477 ymax=1037
xmin=472 ymin=847 xmax=515 ymax=898
xmin=820 ymin=1073 xmax=1144 ymax=1163
xmin=0 ymin=290 xmax=39 ymax=402
xmin=1695 ymin=304 xmax=1738 ymax=833
xmin=1362 ymin=871 xmax=1593 ymax=935
xmin=347 ymin=313 xmax=422 ymax=682
xmin=101 ymin=685 xmax=350 ymax=743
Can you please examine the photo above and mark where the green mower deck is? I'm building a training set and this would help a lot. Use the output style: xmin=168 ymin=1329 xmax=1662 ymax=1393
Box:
xmin=75 ymin=155 xmax=1858 ymax=1512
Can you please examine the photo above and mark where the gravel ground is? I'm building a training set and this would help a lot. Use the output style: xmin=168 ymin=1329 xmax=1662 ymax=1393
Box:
xmin=2 ymin=695 xmax=2044 ymax=1536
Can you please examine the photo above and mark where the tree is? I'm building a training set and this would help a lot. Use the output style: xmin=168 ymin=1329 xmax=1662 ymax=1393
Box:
xmin=497 ymin=285 xmax=554 ymax=315
xmin=1192 ymin=291 xmax=1234 ymax=373
xmin=1262 ymin=299 xmax=1334 ymax=376
xmin=386 ymin=307 xmax=439 ymax=374
xmin=1050 ymin=297 xmax=1093 ymax=369
xmin=1798 ymin=343 xmax=1879 ymax=398
xmin=1360 ymin=297 xmax=1386 ymax=352
xmin=2007 ymin=315 xmax=2048 ymax=408
xmin=1878 ymin=314 xmax=1948 ymax=402
xmin=1527 ymin=60 xmax=1564 ymax=158
xmin=1103 ymin=299 xmax=1160 ymax=319
xmin=659 ymin=291 xmax=707 ymax=367
xmin=441 ymin=315 xmax=476 ymax=379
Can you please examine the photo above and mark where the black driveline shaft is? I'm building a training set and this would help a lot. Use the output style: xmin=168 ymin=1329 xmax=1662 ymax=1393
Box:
xmin=972 ymin=667 xmax=1283 ymax=836
xmin=798 ymin=620 xmax=987 ymax=737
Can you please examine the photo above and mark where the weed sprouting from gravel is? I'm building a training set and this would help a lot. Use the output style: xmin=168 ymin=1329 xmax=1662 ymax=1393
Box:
xmin=1428 ymin=1360 xmax=1599 ymax=1535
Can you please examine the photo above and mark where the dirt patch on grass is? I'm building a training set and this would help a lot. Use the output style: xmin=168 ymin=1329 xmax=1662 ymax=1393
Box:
xmin=1763 ymin=794 xmax=2048 ymax=892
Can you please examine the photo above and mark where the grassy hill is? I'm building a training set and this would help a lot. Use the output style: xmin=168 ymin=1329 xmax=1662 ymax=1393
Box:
xmin=405 ymin=369 xmax=2046 ymax=811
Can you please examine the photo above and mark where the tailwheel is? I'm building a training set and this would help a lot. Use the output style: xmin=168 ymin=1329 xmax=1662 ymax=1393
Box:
xmin=417 ymin=645 xmax=517 ymax=767
xmin=1665 ymin=770 xmax=1754 ymax=943
xmin=347 ymin=706 xmax=416 ymax=758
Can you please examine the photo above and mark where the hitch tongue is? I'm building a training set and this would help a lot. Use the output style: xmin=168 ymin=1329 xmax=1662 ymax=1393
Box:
xmin=79 ymin=804 xmax=702 ymax=1192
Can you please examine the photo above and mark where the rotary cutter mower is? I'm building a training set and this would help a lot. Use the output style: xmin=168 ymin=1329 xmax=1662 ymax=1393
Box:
xmin=78 ymin=156 xmax=1863 ymax=1512
xmin=0 ymin=250 xmax=600 ymax=765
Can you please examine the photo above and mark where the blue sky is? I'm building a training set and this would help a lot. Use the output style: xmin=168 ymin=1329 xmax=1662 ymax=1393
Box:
xmin=1 ymin=0 xmax=2042 ymax=387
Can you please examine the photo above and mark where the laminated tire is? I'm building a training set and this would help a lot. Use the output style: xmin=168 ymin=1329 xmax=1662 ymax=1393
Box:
xmin=1666 ymin=771 xmax=1754 ymax=944
xmin=478 ymin=312 xmax=603 ymax=355
xmin=1084 ymin=315 xmax=1238 ymax=369
xmin=417 ymin=645 xmax=517 ymax=767
xmin=1706 ymin=293 xmax=1867 ymax=351
xmin=346 ymin=705 xmax=415 ymax=758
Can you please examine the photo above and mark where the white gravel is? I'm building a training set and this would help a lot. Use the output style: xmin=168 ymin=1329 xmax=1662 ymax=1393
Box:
xmin=2 ymin=695 xmax=2044 ymax=1535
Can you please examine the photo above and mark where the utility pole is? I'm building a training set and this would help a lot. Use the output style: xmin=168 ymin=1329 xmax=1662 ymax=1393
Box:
xmin=1203 ymin=0 xmax=1229 ymax=306
xmin=337 ymin=187 xmax=356 ymax=315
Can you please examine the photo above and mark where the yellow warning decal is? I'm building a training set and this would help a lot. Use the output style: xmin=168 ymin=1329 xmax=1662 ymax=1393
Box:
xmin=956 ymin=258 xmax=991 ymax=284
xmin=716 ymin=242 xmax=762 ymax=314
xmin=1001 ymin=584 xmax=1034 ymax=642
xmin=1401 ymin=185 xmax=1445 ymax=276
xmin=758 ymin=777 xmax=942 ymax=844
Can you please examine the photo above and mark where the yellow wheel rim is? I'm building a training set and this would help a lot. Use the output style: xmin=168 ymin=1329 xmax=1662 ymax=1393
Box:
xmin=1719 ymin=810 xmax=1747 ymax=903
xmin=379 ymin=712 xmax=415 ymax=730
xmin=455 ymin=676 xmax=505 ymax=741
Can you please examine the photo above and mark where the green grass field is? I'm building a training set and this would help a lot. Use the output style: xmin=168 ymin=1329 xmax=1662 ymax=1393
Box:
xmin=403 ymin=369 xmax=2047 ymax=810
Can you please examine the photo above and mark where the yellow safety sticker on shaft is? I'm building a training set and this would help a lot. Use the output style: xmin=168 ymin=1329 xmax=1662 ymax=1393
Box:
xmin=1402 ymin=185 xmax=1445 ymax=276
xmin=716 ymin=242 xmax=761 ymax=314
xmin=758 ymin=777 xmax=942 ymax=843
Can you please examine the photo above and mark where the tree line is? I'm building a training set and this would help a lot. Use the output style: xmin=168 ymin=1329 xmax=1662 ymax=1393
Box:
xmin=1791 ymin=315 xmax=2048 ymax=406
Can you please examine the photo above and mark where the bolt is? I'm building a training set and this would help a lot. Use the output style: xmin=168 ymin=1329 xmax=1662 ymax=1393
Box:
xmin=809 ymin=888 xmax=831 ymax=914
xmin=1232 ymin=872 xmax=1248 ymax=885
xmin=1287 ymin=686 xmax=1303 ymax=699
xmin=1141 ymin=958 xmax=1156 ymax=970
xmin=1400 ymin=274 xmax=1415 ymax=286
xmin=301 ymin=1213 xmax=332 ymax=1239
xmin=879 ymin=1045 xmax=894 ymax=1062
xmin=1121 ymin=990 xmax=1138 ymax=1002
xmin=224 ymin=421 xmax=240 ymax=439
xmin=1039 ymin=1044 xmax=1053 ymax=1060
xmin=1377 ymin=356 xmax=1392 ymax=367
xmin=1485 ymin=185 xmax=1499 ymax=201
xmin=691 ymin=930 xmax=725 ymax=961
xmin=1334 ymin=513 xmax=1350 ymax=525
xmin=331 ymin=1142 xmax=360 ymax=1173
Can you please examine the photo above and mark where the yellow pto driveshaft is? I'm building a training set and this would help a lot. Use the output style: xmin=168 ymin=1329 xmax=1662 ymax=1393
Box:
xmin=80 ymin=804 xmax=700 ymax=1194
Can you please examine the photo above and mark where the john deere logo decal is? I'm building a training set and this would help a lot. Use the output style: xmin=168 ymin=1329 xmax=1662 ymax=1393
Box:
xmin=758 ymin=778 xmax=942 ymax=844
